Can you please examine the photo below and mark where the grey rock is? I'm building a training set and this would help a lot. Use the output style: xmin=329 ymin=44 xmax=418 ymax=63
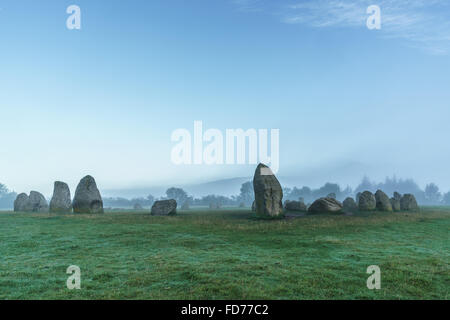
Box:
xmin=358 ymin=191 xmax=376 ymax=211
xmin=308 ymin=197 xmax=343 ymax=214
xmin=327 ymin=193 xmax=337 ymax=199
xmin=343 ymin=197 xmax=358 ymax=212
xmin=29 ymin=191 xmax=49 ymax=212
xmin=375 ymin=190 xmax=393 ymax=212
xmin=390 ymin=197 xmax=401 ymax=211
xmin=400 ymin=194 xmax=419 ymax=211
xmin=14 ymin=193 xmax=32 ymax=212
xmin=393 ymin=192 xmax=402 ymax=201
xmin=151 ymin=199 xmax=177 ymax=216
xmin=49 ymin=181 xmax=72 ymax=213
xmin=72 ymin=175 xmax=104 ymax=214
xmin=284 ymin=200 xmax=307 ymax=212
xmin=253 ymin=163 xmax=283 ymax=217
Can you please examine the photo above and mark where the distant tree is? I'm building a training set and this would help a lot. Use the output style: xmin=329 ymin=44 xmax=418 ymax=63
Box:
xmin=314 ymin=183 xmax=341 ymax=199
xmin=238 ymin=181 xmax=254 ymax=206
xmin=166 ymin=187 xmax=188 ymax=206
xmin=442 ymin=192 xmax=450 ymax=205
xmin=355 ymin=176 xmax=376 ymax=194
xmin=424 ymin=183 xmax=441 ymax=204
xmin=0 ymin=183 xmax=17 ymax=209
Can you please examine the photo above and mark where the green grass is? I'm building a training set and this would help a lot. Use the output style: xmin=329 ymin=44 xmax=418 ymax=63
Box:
xmin=0 ymin=208 xmax=448 ymax=299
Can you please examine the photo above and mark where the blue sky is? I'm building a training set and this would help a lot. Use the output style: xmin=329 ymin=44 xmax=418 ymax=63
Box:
xmin=1 ymin=0 xmax=450 ymax=196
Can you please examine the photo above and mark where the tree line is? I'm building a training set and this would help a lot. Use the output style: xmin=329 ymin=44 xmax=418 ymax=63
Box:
xmin=1 ymin=176 xmax=450 ymax=209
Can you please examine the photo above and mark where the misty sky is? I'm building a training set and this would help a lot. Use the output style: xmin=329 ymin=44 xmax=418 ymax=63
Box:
xmin=1 ymin=0 xmax=450 ymax=197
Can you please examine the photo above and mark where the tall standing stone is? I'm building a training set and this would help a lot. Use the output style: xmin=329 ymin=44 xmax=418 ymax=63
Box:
xmin=72 ymin=175 xmax=104 ymax=214
xmin=49 ymin=181 xmax=72 ymax=213
xmin=29 ymin=191 xmax=49 ymax=212
xmin=358 ymin=191 xmax=376 ymax=211
xmin=375 ymin=190 xmax=393 ymax=212
xmin=253 ymin=163 xmax=283 ymax=217
xmin=14 ymin=193 xmax=32 ymax=212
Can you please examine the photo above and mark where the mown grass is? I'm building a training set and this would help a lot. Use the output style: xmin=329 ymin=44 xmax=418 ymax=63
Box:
xmin=0 ymin=208 xmax=448 ymax=300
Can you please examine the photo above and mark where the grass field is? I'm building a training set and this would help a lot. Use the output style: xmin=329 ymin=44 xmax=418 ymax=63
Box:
xmin=0 ymin=208 xmax=448 ymax=300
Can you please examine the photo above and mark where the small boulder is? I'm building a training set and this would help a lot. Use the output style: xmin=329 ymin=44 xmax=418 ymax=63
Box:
xmin=49 ymin=181 xmax=72 ymax=213
xmin=343 ymin=197 xmax=358 ymax=212
xmin=375 ymin=190 xmax=393 ymax=212
xmin=151 ymin=199 xmax=177 ymax=216
xmin=253 ymin=163 xmax=283 ymax=217
xmin=400 ymin=194 xmax=419 ymax=211
xmin=284 ymin=200 xmax=307 ymax=212
xmin=14 ymin=193 xmax=32 ymax=212
xmin=308 ymin=197 xmax=343 ymax=214
xmin=358 ymin=191 xmax=376 ymax=211
xmin=72 ymin=175 xmax=104 ymax=214
xmin=29 ymin=191 xmax=49 ymax=212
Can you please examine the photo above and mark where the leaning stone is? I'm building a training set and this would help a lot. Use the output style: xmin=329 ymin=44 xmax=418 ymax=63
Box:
xmin=253 ymin=163 xmax=283 ymax=218
xmin=151 ymin=199 xmax=177 ymax=216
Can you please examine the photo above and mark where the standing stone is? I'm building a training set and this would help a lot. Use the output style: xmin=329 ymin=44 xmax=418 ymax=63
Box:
xmin=284 ymin=200 xmax=307 ymax=212
xmin=49 ymin=181 xmax=72 ymax=213
xmin=308 ymin=197 xmax=343 ymax=214
xmin=393 ymin=192 xmax=402 ymax=201
xmin=375 ymin=190 xmax=393 ymax=212
xmin=358 ymin=191 xmax=376 ymax=211
xmin=400 ymin=194 xmax=419 ymax=211
xmin=251 ymin=200 xmax=256 ymax=212
xmin=253 ymin=163 xmax=283 ymax=217
xmin=343 ymin=197 xmax=358 ymax=212
xmin=390 ymin=198 xmax=401 ymax=211
xmin=356 ymin=192 xmax=362 ymax=204
xmin=151 ymin=199 xmax=177 ymax=216
xmin=327 ymin=193 xmax=337 ymax=199
xmin=14 ymin=193 xmax=32 ymax=212
xmin=72 ymin=175 xmax=104 ymax=214
xmin=133 ymin=203 xmax=143 ymax=210
xmin=29 ymin=191 xmax=49 ymax=212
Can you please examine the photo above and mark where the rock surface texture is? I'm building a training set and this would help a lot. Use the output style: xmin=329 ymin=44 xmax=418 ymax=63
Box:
xmin=253 ymin=163 xmax=283 ymax=217
xmin=72 ymin=175 xmax=104 ymax=214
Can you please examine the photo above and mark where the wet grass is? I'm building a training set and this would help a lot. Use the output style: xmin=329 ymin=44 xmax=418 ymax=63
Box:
xmin=0 ymin=208 xmax=448 ymax=299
